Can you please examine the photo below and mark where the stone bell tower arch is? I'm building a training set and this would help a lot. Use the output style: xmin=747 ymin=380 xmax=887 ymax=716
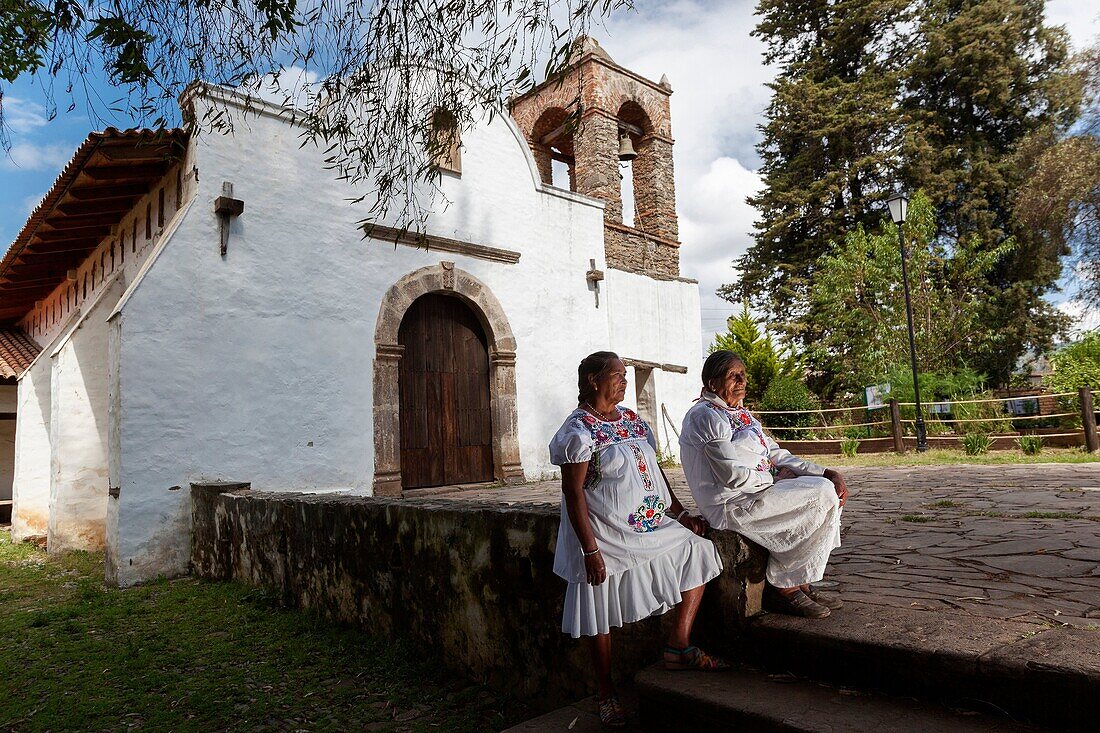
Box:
xmin=510 ymin=37 xmax=681 ymax=279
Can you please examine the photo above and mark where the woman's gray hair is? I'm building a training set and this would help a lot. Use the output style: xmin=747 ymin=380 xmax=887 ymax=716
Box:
xmin=577 ymin=351 xmax=620 ymax=404
xmin=701 ymin=350 xmax=745 ymax=394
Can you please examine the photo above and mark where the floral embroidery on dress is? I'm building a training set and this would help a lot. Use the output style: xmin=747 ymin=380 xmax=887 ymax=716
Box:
xmin=628 ymin=493 xmax=666 ymax=533
xmin=571 ymin=408 xmax=650 ymax=449
xmin=625 ymin=442 xmax=664 ymax=531
xmin=583 ymin=450 xmax=601 ymax=491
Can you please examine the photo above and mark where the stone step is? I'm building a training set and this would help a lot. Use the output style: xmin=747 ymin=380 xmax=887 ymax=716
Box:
xmin=732 ymin=601 xmax=1099 ymax=731
xmin=635 ymin=665 xmax=1045 ymax=733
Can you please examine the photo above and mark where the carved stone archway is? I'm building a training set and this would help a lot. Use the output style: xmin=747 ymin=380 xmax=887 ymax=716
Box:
xmin=373 ymin=262 xmax=524 ymax=496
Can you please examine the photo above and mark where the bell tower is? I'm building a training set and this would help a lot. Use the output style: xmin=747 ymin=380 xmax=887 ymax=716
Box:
xmin=510 ymin=37 xmax=681 ymax=279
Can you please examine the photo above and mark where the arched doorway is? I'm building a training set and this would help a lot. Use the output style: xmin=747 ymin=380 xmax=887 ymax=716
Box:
xmin=398 ymin=293 xmax=494 ymax=488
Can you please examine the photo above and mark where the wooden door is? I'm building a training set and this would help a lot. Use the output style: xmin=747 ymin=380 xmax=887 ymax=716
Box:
xmin=398 ymin=294 xmax=494 ymax=488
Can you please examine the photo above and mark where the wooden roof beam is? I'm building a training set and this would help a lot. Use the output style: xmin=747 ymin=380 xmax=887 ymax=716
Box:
xmin=66 ymin=183 xmax=150 ymax=201
xmin=34 ymin=227 xmax=109 ymax=242
xmin=56 ymin=199 xmax=136 ymax=217
xmin=81 ymin=163 xmax=168 ymax=181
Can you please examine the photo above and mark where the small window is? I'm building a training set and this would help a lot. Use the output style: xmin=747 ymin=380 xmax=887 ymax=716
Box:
xmin=158 ymin=188 xmax=165 ymax=227
xmin=429 ymin=108 xmax=462 ymax=175
xmin=145 ymin=203 xmax=151 ymax=239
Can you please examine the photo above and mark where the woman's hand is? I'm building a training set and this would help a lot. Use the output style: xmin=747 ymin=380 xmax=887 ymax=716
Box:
xmin=774 ymin=466 xmax=799 ymax=481
xmin=585 ymin=550 xmax=607 ymax=585
xmin=824 ymin=468 xmax=849 ymax=507
xmin=680 ymin=514 xmax=709 ymax=536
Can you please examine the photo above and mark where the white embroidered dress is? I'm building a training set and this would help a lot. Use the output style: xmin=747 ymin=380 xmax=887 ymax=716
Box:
xmin=679 ymin=393 xmax=842 ymax=588
xmin=550 ymin=407 xmax=723 ymax=638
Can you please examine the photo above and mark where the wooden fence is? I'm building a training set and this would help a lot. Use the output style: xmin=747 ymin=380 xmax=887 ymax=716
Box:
xmin=760 ymin=387 xmax=1099 ymax=455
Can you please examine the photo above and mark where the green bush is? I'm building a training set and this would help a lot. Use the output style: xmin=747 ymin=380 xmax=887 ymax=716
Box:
xmin=1044 ymin=330 xmax=1100 ymax=394
xmin=1016 ymin=435 xmax=1043 ymax=455
xmin=758 ymin=376 xmax=821 ymax=440
xmin=951 ymin=391 xmax=1013 ymax=434
xmin=963 ymin=433 xmax=994 ymax=455
xmin=840 ymin=438 xmax=860 ymax=457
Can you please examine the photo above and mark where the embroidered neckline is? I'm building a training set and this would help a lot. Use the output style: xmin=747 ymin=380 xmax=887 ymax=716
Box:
xmin=572 ymin=407 xmax=648 ymax=449
xmin=578 ymin=405 xmax=622 ymax=424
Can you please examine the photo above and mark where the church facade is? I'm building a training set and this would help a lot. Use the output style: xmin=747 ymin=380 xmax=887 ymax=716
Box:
xmin=3 ymin=40 xmax=704 ymax=586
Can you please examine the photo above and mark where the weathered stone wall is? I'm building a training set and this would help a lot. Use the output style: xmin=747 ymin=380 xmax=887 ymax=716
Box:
xmin=604 ymin=224 xmax=680 ymax=278
xmin=510 ymin=38 xmax=682 ymax=279
xmin=191 ymin=484 xmax=767 ymax=705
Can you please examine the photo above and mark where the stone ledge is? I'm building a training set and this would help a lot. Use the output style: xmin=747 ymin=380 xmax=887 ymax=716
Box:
xmin=739 ymin=601 xmax=1099 ymax=730
xmin=190 ymin=489 xmax=767 ymax=706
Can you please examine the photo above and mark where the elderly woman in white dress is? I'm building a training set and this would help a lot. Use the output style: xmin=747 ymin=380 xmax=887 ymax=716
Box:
xmin=550 ymin=351 xmax=726 ymax=727
xmin=679 ymin=350 xmax=849 ymax=619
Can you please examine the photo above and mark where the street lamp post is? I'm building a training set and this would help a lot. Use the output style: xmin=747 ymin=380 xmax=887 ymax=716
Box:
xmin=887 ymin=192 xmax=928 ymax=452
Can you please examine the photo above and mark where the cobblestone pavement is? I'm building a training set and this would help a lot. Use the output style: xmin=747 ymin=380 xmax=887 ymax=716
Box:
xmin=421 ymin=463 xmax=1100 ymax=629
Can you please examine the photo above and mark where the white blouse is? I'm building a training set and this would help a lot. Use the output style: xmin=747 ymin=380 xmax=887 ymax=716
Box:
xmin=679 ymin=392 xmax=826 ymax=526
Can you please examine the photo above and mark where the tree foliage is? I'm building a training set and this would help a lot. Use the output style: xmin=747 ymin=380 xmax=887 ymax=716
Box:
xmin=725 ymin=0 xmax=908 ymax=322
xmin=1045 ymin=330 xmax=1100 ymax=393
xmin=725 ymin=0 xmax=1081 ymax=383
xmin=1015 ymin=38 xmax=1100 ymax=309
xmin=804 ymin=192 xmax=1009 ymax=394
xmin=0 ymin=0 xmax=628 ymax=225
xmin=709 ymin=300 xmax=801 ymax=401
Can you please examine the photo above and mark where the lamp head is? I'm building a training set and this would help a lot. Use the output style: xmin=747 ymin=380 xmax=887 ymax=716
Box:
xmin=887 ymin=191 xmax=909 ymax=225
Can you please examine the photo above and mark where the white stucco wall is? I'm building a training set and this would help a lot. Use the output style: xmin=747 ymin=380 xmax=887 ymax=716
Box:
xmin=105 ymin=91 xmax=608 ymax=584
xmin=46 ymin=278 xmax=121 ymax=553
xmin=12 ymin=356 xmax=52 ymax=539
xmin=604 ymin=268 xmax=704 ymax=459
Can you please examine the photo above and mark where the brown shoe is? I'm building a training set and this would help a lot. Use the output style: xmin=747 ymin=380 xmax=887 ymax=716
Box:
xmin=805 ymin=585 xmax=843 ymax=610
xmin=766 ymin=588 xmax=831 ymax=618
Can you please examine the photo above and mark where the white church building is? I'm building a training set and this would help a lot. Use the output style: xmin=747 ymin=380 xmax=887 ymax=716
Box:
xmin=3 ymin=40 xmax=704 ymax=586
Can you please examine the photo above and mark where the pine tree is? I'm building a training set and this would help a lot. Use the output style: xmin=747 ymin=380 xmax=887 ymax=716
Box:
xmin=724 ymin=0 xmax=910 ymax=326
xmin=725 ymin=0 xmax=1082 ymax=385
xmin=709 ymin=300 xmax=801 ymax=401
xmin=900 ymin=0 xmax=1080 ymax=379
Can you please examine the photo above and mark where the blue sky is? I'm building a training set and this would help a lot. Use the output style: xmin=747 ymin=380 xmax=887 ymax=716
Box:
xmin=2 ymin=1 xmax=1098 ymax=338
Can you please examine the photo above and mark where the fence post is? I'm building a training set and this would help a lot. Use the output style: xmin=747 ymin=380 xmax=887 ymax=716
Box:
xmin=1081 ymin=387 xmax=1099 ymax=453
xmin=889 ymin=399 xmax=905 ymax=454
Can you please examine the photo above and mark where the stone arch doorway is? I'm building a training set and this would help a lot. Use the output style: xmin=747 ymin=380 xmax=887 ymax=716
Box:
xmin=398 ymin=293 xmax=493 ymax=488
xmin=373 ymin=263 xmax=524 ymax=496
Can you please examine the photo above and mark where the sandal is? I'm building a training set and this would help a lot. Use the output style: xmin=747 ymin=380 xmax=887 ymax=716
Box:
xmin=805 ymin=584 xmax=843 ymax=610
xmin=663 ymin=645 xmax=730 ymax=671
xmin=595 ymin=694 xmax=627 ymax=728
xmin=765 ymin=588 xmax=831 ymax=618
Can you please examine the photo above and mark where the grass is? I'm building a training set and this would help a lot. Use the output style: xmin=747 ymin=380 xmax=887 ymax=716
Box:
xmin=898 ymin=514 xmax=934 ymax=523
xmin=0 ymin=532 xmax=527 ymax=732
xmin=823 ymin=447 xmax=1100 ymax=467
xmin=1020 ymin=511 xmax=1083 ymax=520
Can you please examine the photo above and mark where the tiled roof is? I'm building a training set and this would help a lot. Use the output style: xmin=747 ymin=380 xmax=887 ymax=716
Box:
xmin=0 ymin=127 xmax=188 ymax=324
xmin=0 ymin=329 xmax=40 ymax=379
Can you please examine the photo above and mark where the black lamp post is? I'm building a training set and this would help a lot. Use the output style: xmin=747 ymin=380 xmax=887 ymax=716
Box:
xmin=887 ymin=191 xmax=928 ymax=452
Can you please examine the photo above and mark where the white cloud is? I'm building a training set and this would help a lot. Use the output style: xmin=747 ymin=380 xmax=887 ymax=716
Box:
xmin=240 ymin=65 xmax=321 ymax=108
xmin=1046 ymin=2 xmax=1099 ymax=52
xmin=21 ymin=192 xmax=44 ymax=215
xmin=1 ymin=142 xmax=72 ymax=171
xmin=1057 ymin=299 xmax=1100 ymax=339
xmin=2 ymin=96 xmax=50 ymax=134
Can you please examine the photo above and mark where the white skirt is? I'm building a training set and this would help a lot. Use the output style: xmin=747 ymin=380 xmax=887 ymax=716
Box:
xmin=561 ymin=533 xmax=723 ymax=638
xmin=725 ymin=476 xmax=842 ymax=588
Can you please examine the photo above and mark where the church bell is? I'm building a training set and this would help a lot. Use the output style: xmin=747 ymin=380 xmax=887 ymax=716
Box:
xmin=617 ymin=132 xmax=637 ymax=162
